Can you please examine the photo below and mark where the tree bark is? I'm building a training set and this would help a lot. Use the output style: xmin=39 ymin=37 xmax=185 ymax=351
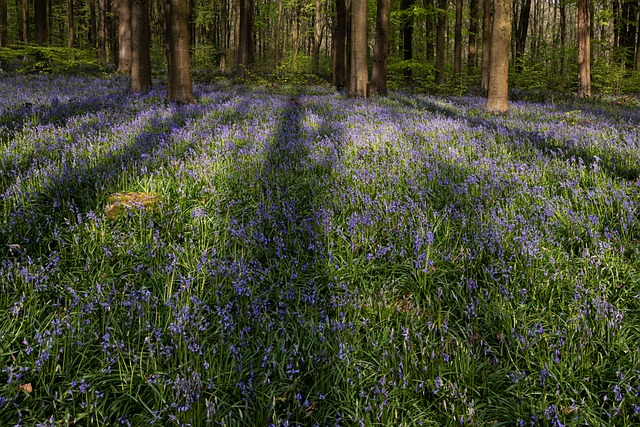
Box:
xmin=349 ymin=0 xmax=367 ymax=96
xmin=468 ymin=0 xmax=479 ymax=76
xmin=167 ymin=0 xmax=194 ymax=103
xmin=90 ymin=0 xmax=97 ymax=47
xmin=117 ymin=0 xmax=131 ymax=73
xmin=481 ymin=0 xmax=491 ymax=92
xmin=401 ymin=0 xmax=413 ymax=77
xmin=274 ymin=0 xmax=282 ymax=67
xmin=220 ymin=0 xmax=228 ymax=71
xmin=515 ymin=0 xmax=531 ymax=70
xmin=130 ymin=0 xmax=151 ymax=93
xmin=0 ymin=0 xmax=7 ymax=47
xmin=333 ymin=0 xmax=347 ymax=89
xmin=67 ymin=0 xmax=74 ymax=48
xmin=35 ymin=0 xmax=47 ymax=45
xmin=560 ymin=0 xmax=566 ymax=74
xmin=485 ymin=0 xmax=510 ymax=112
xmin=577 ymin=0 xmax=591 ymax=97
xmin=435 ymin=0 xmax=447 ymax=85
xmin=99 ymin=0 xmax=107 ymax=62
xmin=23 ymin=0 xmax=29 ymax=44
xmin=425 ymin=0 xmax=435 ymax=61
xmin=453 ymin=0 xmax=462 ymax=78
xmin=312 ymin=0 xmax=323 ymax=72
xmin=369 ymin=0 xmax=390 ymax=95
xmin=234 ymin=0 xmax=251 ymax=77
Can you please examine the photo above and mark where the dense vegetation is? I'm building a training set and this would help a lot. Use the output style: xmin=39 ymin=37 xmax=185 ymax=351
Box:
xmin=0 ymin=74 xmax=639 ymax=426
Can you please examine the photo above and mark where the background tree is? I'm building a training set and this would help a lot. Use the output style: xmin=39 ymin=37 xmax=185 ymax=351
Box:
xmin=332 ymin=0 xmax=347 ymax=89
xmin=35 ymin=0 xmax=47 ymax=45
xmin=481 ymin=0 xmax=491 ymax=92
xmin=577 ymin=0 xmax=591 ymax=97
xmin=130 ymin=0 xmax=151 ymax=92
xmin=23 ymin=0 xmax=29 ymax=44
xmin=117 ymin=0 xmax=131 ymax=73
xmin=401 ymin=0 xmax=413 ymax=77
xmin=468 ymin=0 xmax=479 ymax=77
xmin=167 ymin=0 xmax=195 ymax=103
xmin=234 ymin=0 xmax=252 ymax=77
xmin=514 ymin=0 xmax=531 ymax=70
xmin=349 ymin=0 xmax=367 ymax=96
xmin=485 ymin=0 xmax=510 ymax=112
xmin=435 ymin=0 xmax=446 ymax=84
xmin=453 ymin=0 xmax=462 ymax=79
xmin=369 ymin=0 xmax=390 ymax=95
xmin=0 ymin=0 xmax=7 ymax=47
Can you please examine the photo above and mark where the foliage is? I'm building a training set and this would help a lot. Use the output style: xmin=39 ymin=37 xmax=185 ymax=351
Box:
xmin=0 ymin=45 xmax=106 ymax=75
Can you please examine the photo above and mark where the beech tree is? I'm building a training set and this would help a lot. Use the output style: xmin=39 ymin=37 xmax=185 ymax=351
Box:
xmin=577 ymin=0 xmax=591 ymax=97
xmin=0 ymin=0 xmax=7 ymax=47
xmin=435 ymin=0 xmax=446 ymax=84
xmin=117 ymin=0 xmax=131 ymax=73
xmin=481 ymin=0 xmax=491 ymax=92
xmin=167 ymin=0 xmax=195 ymax=103
xmin=453 ymin=0 xmax=462 ymax=78
xmin=350 ymin=0 xmax=368 ymax=96
xmin=485 ymin=0 xmax=510 ymax=112
xmin=369 ymin=0 xmax=390 ymax=95
xmin=130 ymin=0 xmax=151 ymax=93
xmin=468 ymin=0 xmax=479 ymax=76
xmin=35 ymin=0 xmax=47 ymax=45
xmin=333 ymin=0 xmax=348 ymax=89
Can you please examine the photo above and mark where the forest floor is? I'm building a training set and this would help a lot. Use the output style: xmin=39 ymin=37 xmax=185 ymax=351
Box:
xmin=1 ymin=74 xmax=639 ymax=426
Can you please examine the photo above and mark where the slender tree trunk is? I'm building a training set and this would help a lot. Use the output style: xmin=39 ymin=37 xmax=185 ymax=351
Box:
xmin=0 ymin=0 xmax=7 ymax=47
xmin=220 ymin=0 xmax=228 ymax=71
xmin=636 ymin=11 xmax=640 ymax=68
xmin=401 ymin=0 xmax=413 ymax=77
xmin=453 ymin=0 xmax=462 ymax=78
xmin=234 ymin=0 xmax=251 ymax=77
xmin=425 ymin=0 xmax=435 ymax=61
xmin=369 ymin=0 xmax=390 ymax=95
xmin=35 ymin=0 xmax=47 ymax=45
xmin=275 ymin=0 xmax=282 ymax=66
xmin=90 ymin=0 xmax=97 ymax=47
xmin=577 ymin=0 xmax=591 ymax=97
xmin=481 ymin=0 xmax=491 ymax=91
xmin=468 ymin=0 xmax=479 ymax=76
xmin=130 ymin=0 xmax=151 ymax=92
xmin=435 ymin=0 xmax=447 ymax=84
xmin=23 ymin=0 xmax=29 ymax=44
xmin=67 ymin=0 xmax=74 ymax=48
xmin=333 ymin=0 xmax=347 ymax=89
xmin=167 ymin=0 xmax=194 ymax=103
xmin=515 ymin=0 xmax=531 ymax=70
xmin=312 ymin=0 xmax=323 ymax=72
xmin=117 ymin=0 xmax=131 ymax=73
xmin=485 ymin=0 xmax=510 ymax=112
xmin=560 ymin=0 xmax=566 ymax=74
xmin=99 ymin=0 xmax=106 ymax=62
xmin=349 ymin=0 xmax=367 ymax=96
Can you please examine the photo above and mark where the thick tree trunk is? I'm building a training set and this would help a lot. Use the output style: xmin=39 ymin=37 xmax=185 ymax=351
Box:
xmin=453 ymin=0 xmax=462 ymax=78
xmin=130 ymin=0 xmax=151 ymax=93
xmin=0 ymin=0 xmax=7 ymax=47
xmin=117 ymin=0 xmax=131 ymax=73
xmin=401 ymin=0 xmax=413 ymax=77
xmin=485 ymin=0 xmax=510 ymax=112
xmin=435 ymin=0 xmax=447 ymax=84
xmin=577 ymin=0 xmax=591 ymax=97
xmin=234 ymin=0 xmax=251 ymax=77
xmin=481 ymin=0 xmax=491 ymax=92
xmin=35 ymin=0 xmax=47 ymax=45
xmin=220 ymin=0 xmax=228 ymax=71
xmin=166 ymin=0 xmax=194 ymax=103
xmin=90 ymin=0 xmax=97 ymax=47
xmin=333 ymin=0 xmax=347 ymax=89
xmin=349 ymin=0 xmax=367 ymax=96
xmin=369 ymin=0 xmax=390 ymax=95
xmin=468 ymin=0 xmax=479 ymax=76
xmin=67 ymin=0 xmax=74 ymax=48
xmin=23 ymin=0 xmax=29 ymax=44
xmin=515 ymin=0 xmax=531 ymax=70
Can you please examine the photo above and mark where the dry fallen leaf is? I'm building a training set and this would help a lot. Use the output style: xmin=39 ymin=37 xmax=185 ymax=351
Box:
xmin=18 ymin=383 xmax=32 ymax=393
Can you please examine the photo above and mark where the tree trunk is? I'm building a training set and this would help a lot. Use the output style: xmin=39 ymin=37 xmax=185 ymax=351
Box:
xmin=274 ymin=0 xmax=282 ymax=66
xmin=312 ymin=0 xmax=323 ymax=72
xmin=481 ymin=0 xmax=491 ymax=92
xmin=425 ymin=0 xmax=435 ymax=61
xmin=130 ymin=0 xmax=151 ymax=93
xmin=333 ymin=0 xmax=347 ymax=89
xmin=577 ymin=0 xmax=591 ymax=97
xmin=117 ymin=0 xmax=131 ymax=73
xmin=515 ymin=0 xmax=531 ymax=70
xmin=349 ymin=0 xmax=367 ymax=96
xmin=67 ymin=0 xmax=74 ymax=48
xmin=369 ymin=0 xmax=390 ymax=95
xmin=468 ymin=0 xmax=479 ymax=76
xmin=167 ymin=0 xmax=194 ymax=103
xmin=35 ymin=0 xmax=47 ymax=45
xmin=0 ymin=0 xmax=7 ymax=47
xmin=99 ymin=0 xmax=106 ymax=62
xmin=453 ymin=0 xmax=462 ymax=78
xmin=560 ymin=0 xmax=566 ymax=74
xmin=23 ymin=0 xmax=29 ymax=44
xmin=636 ymin=10 xmax=640 ymax=68
xmin=435 ymin=0 xmax=447 ymax=84
xmin=401 ymin=0 xmax=413 ymax=77
xmin=485 ymin=0 xmax=510 ymax=112
xmin=90 ymin=0 xmax=97 ymax=47
xmin=234 ymin=0 xmax=251 ymax=77
xmin=220 ymin=0 xmax=228 ymax=71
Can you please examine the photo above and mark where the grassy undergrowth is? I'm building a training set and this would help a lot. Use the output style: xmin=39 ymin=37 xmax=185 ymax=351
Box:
xmin=0 ymin=75 xmax=639 ymax=426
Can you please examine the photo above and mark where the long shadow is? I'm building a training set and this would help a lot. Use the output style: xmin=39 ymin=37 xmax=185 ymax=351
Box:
xmin=390 ymin=93 xmax=640 ymax=181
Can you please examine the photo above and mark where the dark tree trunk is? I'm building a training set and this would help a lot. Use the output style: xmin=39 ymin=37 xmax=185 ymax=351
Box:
xmin=435 ymin=0 xmax=446 ymax=84
xmin=481 ymin=0 xmax=491 ymax=92
xmin=117 ymin=0 xmax=131 ymax=73
xmin=67 ymin=0 xmax=74 ymax=48
xmin=485 ymin=0 xmax=510 ymax=112
xmin=577 ymin=0 xmax=591 ymax=97
xmin=401 ymin=0 xmax=413 ymax=77
xmin=425 ymin=0 xmax=435 ymax=61
xmin=0 ymin=0 xmax=7 ymax=47
xmin=234 ymin=0 xmax=251 ymax=77
xmin=220 ymin=0 xmax=228 ymax=71
xmin=90 ymin=0 xmax=97 ymax=47
xmin=130 ymin=0 xmax=151 ymax=93
xmin=453 ymin=0 xmax=462 ymax=78
xmin=23 ymin=0 xmax=29 ymax=44
xmin=468 ymin=0 xmax=479 ymax=76
xmin=333 ymin=0 xmax=347 ymax=89
xmin=35 ymin=0 xmax=47 ymax=45
xmin=623 ymin=0 xmax=638 ymax=67
xmin=350 ymin=0 xmax=367 ymax=96
xmin=312 ymin=0 xmax=323 ymax=72
xmin=99 ymin=0 xmax=107 ymax=62
xmin=369 ymin=0 xmax=390 ymax=95
xmin=167 ymin=0 xmax=194 ymax=103
xmin=515 ymin=0 xmax=531 ymax=70
xmin=560 ymin=0 xmax=566 ymax=74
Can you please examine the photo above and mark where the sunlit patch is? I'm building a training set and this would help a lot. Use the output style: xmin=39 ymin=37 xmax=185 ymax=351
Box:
xmin=103 ymin=191 xmax=163 ymax=218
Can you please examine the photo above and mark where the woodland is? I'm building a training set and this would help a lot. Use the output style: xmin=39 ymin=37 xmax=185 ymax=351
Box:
xmin=1 ymin=0 xmax=640 ymax=426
